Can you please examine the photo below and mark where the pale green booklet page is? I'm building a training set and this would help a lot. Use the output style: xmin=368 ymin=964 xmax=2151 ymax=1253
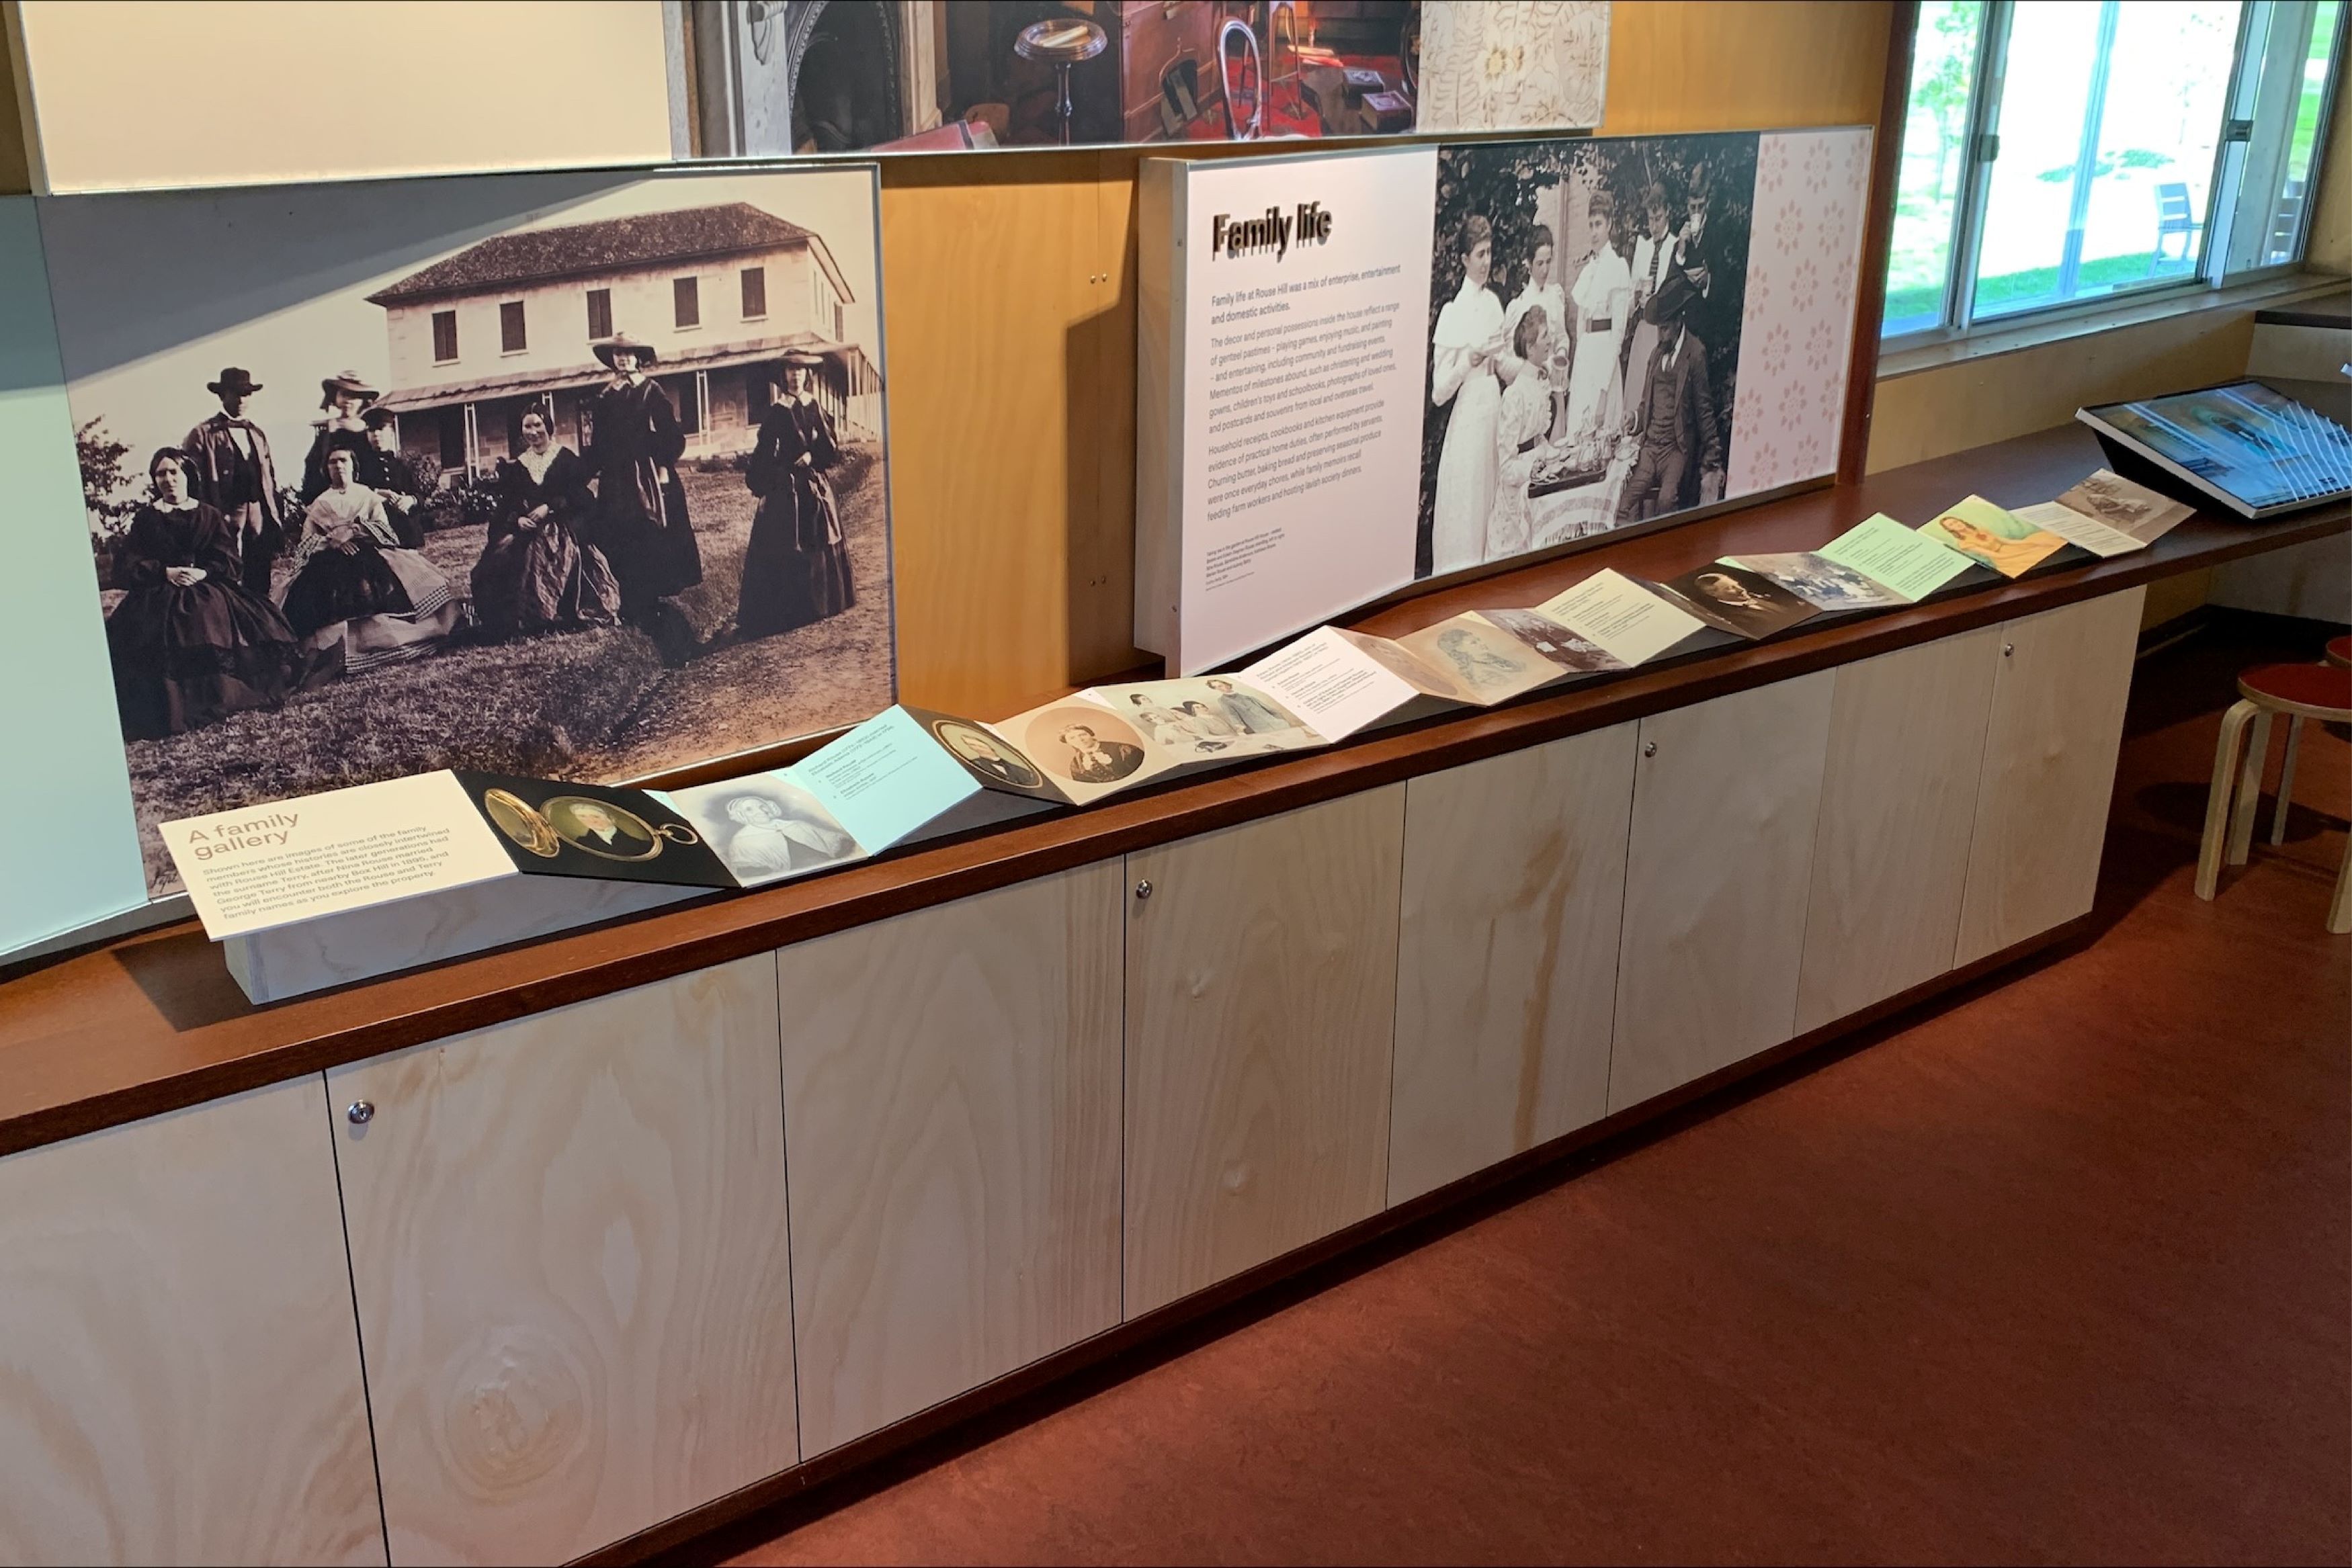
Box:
xmin=1818 ymin=513 xmax=1974 ymax=602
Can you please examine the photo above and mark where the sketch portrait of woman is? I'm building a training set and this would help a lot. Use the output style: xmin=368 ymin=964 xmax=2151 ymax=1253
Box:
xmin=1434 ymin=624 xmax=1527 ymax=690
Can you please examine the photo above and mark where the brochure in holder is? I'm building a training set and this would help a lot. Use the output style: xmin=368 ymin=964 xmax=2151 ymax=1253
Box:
xmin=2076 ymin=380 xmax=2352 ymax=521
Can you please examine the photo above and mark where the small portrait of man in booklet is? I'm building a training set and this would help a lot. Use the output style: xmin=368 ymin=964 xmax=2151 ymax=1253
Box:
xmin=1667 ymin=564 xmax=1815 ymax=640
xmin=548 ymin=798 xmax=661 ymax=859
xmin=931 ymin=718 xmax=1046 ymax=791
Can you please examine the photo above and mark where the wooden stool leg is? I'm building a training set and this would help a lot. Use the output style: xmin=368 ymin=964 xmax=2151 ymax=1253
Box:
xmin=2332 ymin=830 xmax=2352 ymax=936
xmin=2228 ymin=707 xmax=2273 ymax=866
xmin=2199 ymin=700 xmax=2257 ymax=900
xmin=2271 ymin=715 xmax=2303 ymax=846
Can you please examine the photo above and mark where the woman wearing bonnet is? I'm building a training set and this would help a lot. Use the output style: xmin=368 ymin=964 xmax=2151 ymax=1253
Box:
xmin=298 ymin=370 xmax=383 ymax=504
xmin=737 ymin=351 xmax=856 ymax=640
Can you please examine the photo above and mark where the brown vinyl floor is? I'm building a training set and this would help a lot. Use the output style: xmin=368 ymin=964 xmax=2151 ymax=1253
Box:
xmin=694 ymin=611 xmax=2351 ymax=1567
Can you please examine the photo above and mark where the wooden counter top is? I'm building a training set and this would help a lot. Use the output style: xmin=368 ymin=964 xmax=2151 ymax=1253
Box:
xmin=3 ymin=423 xmax=2343 ymax=1158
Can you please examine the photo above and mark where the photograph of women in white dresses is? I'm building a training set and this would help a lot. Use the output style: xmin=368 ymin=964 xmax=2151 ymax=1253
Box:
xmin=1415 ymin=132 xmax=1755 ymax=580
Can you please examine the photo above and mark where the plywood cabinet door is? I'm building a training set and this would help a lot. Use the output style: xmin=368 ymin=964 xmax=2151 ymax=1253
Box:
xmin=1389 ymin=723 xmax=1638 ymax=1205
xmin=1955 ymin=586 xmax=2145 ymax=965
xmin=1610 ymin=670 xmax=1837 ymax=1113
xmin=778 ymin=862 xmax=1126 ymax=1457
xmin=1794 ymin=627 xmax=2002 ymax=1033
xmin=0 ymin=1078 xmax=384 ymax=1567
xmin=1124 ymin=786 xmax=1406 ymax=1316
xmin=330 ymin=957 xmax=798 ymax=1567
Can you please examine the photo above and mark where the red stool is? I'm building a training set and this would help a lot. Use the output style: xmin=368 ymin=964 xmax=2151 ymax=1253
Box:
xmin=2327 ymin=636 xmax=2351 ymax=670
xmin=2197 ymin=662 xmax=2352 ymax=933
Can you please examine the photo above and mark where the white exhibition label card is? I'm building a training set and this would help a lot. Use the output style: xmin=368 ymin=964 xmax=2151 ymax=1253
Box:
xmin=1532 ymin=569 xmax=1708 ymax=666
xmin=1175 ymin=146 xmax=1438 ymax=673
xmin=160 ymin=771 xmax=516 ymax=939
xmin=1243 ymin=624 xmax=1431 ymax=739
xmin=2011 ymin=500 xmax=2147 ymax=558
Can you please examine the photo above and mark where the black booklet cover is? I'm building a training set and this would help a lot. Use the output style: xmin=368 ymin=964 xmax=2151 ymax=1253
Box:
xmin=454 ymin=770 xmax=737 ymax=888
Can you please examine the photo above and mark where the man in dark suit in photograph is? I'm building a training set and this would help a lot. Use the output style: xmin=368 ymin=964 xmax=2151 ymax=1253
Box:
xmin=1616 ymin=273 xmax=1722 ymax=525
xmin=181 ymin=367 xmax=284 ymax=597
xmin=1676 ymin=163 xmax=1743 ymax=380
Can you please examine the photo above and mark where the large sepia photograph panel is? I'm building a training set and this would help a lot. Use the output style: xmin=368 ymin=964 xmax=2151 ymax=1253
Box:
xmin=1417 ymin=132 xmax=1759 ymax=579
xmin=43 ymin=163 xmax=894 ymax=894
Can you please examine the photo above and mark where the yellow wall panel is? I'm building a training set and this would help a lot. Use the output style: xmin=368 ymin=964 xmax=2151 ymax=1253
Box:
xmin=1601 ymin=1 xmax=1892 ymax=133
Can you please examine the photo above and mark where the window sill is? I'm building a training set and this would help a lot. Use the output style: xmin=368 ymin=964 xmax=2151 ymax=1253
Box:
xmin=1878 ymin=271 xmax=2349 ymax=382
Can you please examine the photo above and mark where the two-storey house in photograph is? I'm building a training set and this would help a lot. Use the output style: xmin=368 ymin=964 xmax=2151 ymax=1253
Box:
xmin=366 ymin=200 xmax=880 ymax=484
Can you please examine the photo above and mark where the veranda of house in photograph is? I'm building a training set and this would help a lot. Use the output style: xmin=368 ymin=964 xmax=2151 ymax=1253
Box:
xmin=366 ymin=201 xmax=884 ymax=484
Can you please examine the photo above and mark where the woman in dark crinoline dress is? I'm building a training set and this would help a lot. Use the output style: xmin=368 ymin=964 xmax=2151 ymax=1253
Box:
xmin=736 ymin=353 xmax=855 ymax=640
xmin=106 ymin=447 xmax=304 ymax=740
xmin=279 ymin=445 xmax=459 ymax=672
xmin=584 ymin=334 xmax=702 ymax=619
xmin=472 ymin=406 xmax=620 ymax=638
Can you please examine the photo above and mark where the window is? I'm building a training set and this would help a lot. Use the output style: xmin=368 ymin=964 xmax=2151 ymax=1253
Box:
xmin=499 ymin=300 xmax=526 ymax=354
xmin=586 ymin=287 xmax=613 ymax=341
xmin=741 ymin=265 xmax=767 ymax=319
xmin=431 ymin=308 xmax=458 ymax=363
xmin=436 ymin=405 xmax=464 ymax=468
xmin=1885 ymin=0 xmax=2345 ymax=341
xmin=675 ymin=375 xmax=702 ymax=436
xmin=674 ymin=275 xmax=700 ymax=329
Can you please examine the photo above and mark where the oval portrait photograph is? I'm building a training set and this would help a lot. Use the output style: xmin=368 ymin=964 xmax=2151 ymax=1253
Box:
xmin=545 ymin=795 xmax=663 ymax=861
xmin=931 ymin=717 xmax=1046 ymax=791
xmin=1023 ymin=706 xmax=1150 ymax=789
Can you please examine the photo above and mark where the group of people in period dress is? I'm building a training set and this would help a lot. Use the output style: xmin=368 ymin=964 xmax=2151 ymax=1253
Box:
xmin=1429 ymin=167 xmax=1736 ymax=576
xmin=105 ymin=335 xmax=859 ymax=742
xmin=1119 ymin=679 xmax=1298 ymax=758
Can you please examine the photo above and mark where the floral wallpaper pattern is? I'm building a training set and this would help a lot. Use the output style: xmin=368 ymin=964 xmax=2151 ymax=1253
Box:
xmin=1416 ymin=1 xmax=1611 ymax=134
xmin=1724 ymin=128 xmax=1874 ymax=497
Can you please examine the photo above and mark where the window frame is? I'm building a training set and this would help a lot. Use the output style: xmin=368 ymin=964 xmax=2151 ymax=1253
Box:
xmin=740 ymin=265 xmax=767 ymax=320
xmin=430 ymin=308 xmax=459 ymax=365
xmin=499 ymin=299 xmax=527 ymax=356
xmin=1884 ymin=0 xmax=2344 ymax=351
xmin=586 ymin=287 xmax=614 ymax=342
xmin=673 ymin=275 xmax=702 ymax=331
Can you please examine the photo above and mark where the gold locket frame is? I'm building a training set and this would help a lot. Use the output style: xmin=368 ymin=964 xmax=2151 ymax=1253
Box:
xmin=481 ymin=788 xmax=560 ymax=858
xmin=543 ymin=795 xmax=700 ymax=862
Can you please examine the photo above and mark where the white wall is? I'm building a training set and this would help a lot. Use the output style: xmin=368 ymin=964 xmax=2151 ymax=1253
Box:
xmin=383 ymin=244 xmax=830 ymax=392
xmin=9 ymin=1 xmax=673 ymax=194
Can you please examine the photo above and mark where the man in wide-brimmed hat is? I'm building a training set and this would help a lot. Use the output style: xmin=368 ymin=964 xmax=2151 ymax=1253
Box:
xmin=182 ymin=365 xmax=285 ymax=596
xmin=1615 ymin=269 xmax=1720 ymax=525
xmin=584 ymin=333 xmax=702 ymax=656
